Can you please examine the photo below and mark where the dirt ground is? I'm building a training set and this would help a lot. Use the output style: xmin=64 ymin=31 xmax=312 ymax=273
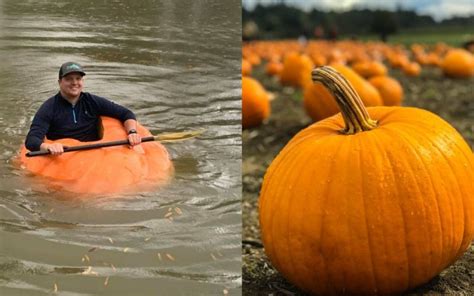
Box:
xmin=242 ymin=65 xmax=474 ymax=295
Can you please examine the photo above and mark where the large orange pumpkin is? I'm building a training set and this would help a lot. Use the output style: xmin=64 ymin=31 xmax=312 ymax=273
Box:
xmin=260 ymin=66 xmax=474 ymax=295
xmin=368 ymin=75 xmax=404 ymax=106
xmin=441 ymin=49 xmax=474 ymax=78
xmin=242 ymin=76 xmax=270 ymax=129
xmin=303 ymin=64 xmax=382 ymax=122
xmin=19 ymin=117 xmax=173 ymax=195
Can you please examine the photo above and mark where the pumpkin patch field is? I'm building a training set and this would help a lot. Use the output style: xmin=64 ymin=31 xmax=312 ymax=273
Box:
xmin=242 ymin=40 xmax=474 ymax=295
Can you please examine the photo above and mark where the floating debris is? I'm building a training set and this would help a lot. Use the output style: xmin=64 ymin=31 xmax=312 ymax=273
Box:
xmin=82 ymin=254 xmax=90 ymax=263
xmin=157 ymin=253 xmax=162 ymax=261
xmin=144 ymin=237 xmax=151 ymax=242
xmin=174 ymin=207 xmax=182 ymax=215
xmin=110 ymin=264 xmax=116 ymax=272
xmin=164 ymin=212 xmax=173 ymax=219
xmin=82 ymin=266 xmax=98 ymax=276
xmin=49 ymin=208 xmax=55 ymax=213
xmin=211 ymin=253 xmax=217 ymax=260
xmin=223 ymin=288 xmax=229 ymax=295
xmin=53 ymin=283 xmax=58 ymax=293
xmin=88 ymin=247 xmax=97 ymax=253
xmin=123 ymin=247 xmax=129 ymax=253
xmin=165 ymin=253 xmax=175 ymax=261
xmin=104 ymin=276 xmax=109 ymax=286
xmin=107 ymin=237 xmax=114 ymax=244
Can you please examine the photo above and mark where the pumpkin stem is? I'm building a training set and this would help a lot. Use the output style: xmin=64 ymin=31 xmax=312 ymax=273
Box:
xmin=312 ymin=66 xmax=378 ymax=134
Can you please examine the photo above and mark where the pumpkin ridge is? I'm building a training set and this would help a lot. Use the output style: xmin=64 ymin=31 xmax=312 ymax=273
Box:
xmin=390 ymin=125 xmax=445 ymax=280
xmin=317 ymin=136 xmax=348 ymax=294
xmin=292 ymin=139 xmax=332 ymax=292
xmin=413 ymin=123 xmax=474 ymax=263
xmin=393 ymin=126 xmax=436 ymax=289
xmin=265 ymin=142 xmax=310 ymax=279
xmin=397 ymin=114 xmax=474 ymax=239
xmin=320 ymin=136 xmax=352 ymax=294
xmin=356 ymin=134 xmax=384 ymax=293
xmin=382 ymin=123 xmax=461 ymax=288
xmin=342 ymin=135 xmax=373 ymax=293
xmin=372 ymin=129 xmax=412 ymax=290
xmin=366 ymin=131 xmax=401 ymax=292
xmin=283 ymin=141 xmax=316 ymax=286
xmin=409 ymin=124 xmax=469 ymax=271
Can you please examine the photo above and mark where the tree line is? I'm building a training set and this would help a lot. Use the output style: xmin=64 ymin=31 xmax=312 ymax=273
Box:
xmin=242 ymin=4 xmax=474 ymax=41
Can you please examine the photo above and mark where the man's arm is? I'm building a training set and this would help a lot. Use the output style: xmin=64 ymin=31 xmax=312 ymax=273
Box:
xmin=25 ymin=102 xmax=53 ymax=152
xmin=124 ymin=119 xmax=141 ymax=146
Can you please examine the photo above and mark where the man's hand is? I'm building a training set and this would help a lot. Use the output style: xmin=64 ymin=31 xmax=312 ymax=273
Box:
xmin=128 ymin=133 xmax=142 ymax=146
xmin=41 ymin=143 xmax=64 ymax=155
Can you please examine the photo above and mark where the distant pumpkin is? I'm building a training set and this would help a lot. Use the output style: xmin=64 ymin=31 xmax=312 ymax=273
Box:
xmin=242 ymin=59 xmax=252 ymax=76
xmin=403 ymin=62 xmax=421 ymax=77
xmin=368 ymin=75 xmax=404 ymax=106
xmin=304 ymin=64 xmax=382 ymax=122
xmin=331 ymin=64 xmax=383 ymax=106
xmin=265 ymin=61 xmax=283 ymax=76
xmin=242 ymin=77 xmax=270 ymax=129
xmin=303 ymin=82 xmax=339 ymax=122
xmin=280 ymin=52 xmax=314 ymax=88
xmin=352 ymin=61 xmax=387 ymax=78
xmin=441 ymin=49 xmax=474 ymax=78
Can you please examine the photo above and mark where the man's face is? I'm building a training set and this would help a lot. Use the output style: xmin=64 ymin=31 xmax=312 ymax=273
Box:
xmin=59 ymin=73 xmax=84 ymax=99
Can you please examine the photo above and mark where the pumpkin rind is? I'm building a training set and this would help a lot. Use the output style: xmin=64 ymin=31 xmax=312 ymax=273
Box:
xmin=259 ymin=66 xmax=474 ymax=295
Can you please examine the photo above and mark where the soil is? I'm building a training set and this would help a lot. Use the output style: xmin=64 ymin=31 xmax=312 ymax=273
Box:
xmin=242 ymin=65 xmax=474 ymax=295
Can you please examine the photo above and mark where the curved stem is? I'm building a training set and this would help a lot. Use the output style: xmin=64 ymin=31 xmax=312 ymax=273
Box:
xmin=312 ymin=66 xmax=378 ymax=134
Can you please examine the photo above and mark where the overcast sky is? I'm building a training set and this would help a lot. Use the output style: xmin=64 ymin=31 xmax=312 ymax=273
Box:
xmin=242 ymin=0 xmax=474 ymax=21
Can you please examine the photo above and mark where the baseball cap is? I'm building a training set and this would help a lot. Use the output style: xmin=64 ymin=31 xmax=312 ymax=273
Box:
xmin=58 ymin=62 xmax=86 ymax=78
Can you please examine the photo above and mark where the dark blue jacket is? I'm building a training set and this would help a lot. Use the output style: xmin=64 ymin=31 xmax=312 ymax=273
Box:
xmin=25 ymin=92 xmax=136 ymax=151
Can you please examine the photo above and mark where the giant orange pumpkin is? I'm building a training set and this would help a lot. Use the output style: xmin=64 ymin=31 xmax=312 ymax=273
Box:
xmin=260 ymin=66 xmax=474 ymax=295
xmin=242 ymin=76 xmax=270 ymax=129
xmin=19 ymin=117 xmax=173 ymax=195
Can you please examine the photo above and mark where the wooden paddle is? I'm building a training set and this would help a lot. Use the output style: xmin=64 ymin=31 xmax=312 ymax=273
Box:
xmin=25 ymin=129 xmax=205 ymax=157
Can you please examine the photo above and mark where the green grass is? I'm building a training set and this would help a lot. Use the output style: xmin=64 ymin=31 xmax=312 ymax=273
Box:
xmin=351 ymin=27 xmax=474 ymax=46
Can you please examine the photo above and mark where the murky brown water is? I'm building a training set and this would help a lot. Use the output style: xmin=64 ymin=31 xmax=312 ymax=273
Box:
xmin=0 ymin=0 xmax=242 ymax=295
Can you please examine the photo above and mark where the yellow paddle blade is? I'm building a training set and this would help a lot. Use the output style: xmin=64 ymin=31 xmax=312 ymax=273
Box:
xmin=153 ymin=129 xmax=205 ymax=142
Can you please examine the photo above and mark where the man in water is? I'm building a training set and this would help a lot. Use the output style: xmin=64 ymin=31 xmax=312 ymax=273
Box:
xmin=25 ymin=62 xmax=142 ymax=155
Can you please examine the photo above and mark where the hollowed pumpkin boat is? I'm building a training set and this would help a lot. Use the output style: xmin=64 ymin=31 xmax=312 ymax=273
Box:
xmin=19 ymin=117 xmax=173 ymax=194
